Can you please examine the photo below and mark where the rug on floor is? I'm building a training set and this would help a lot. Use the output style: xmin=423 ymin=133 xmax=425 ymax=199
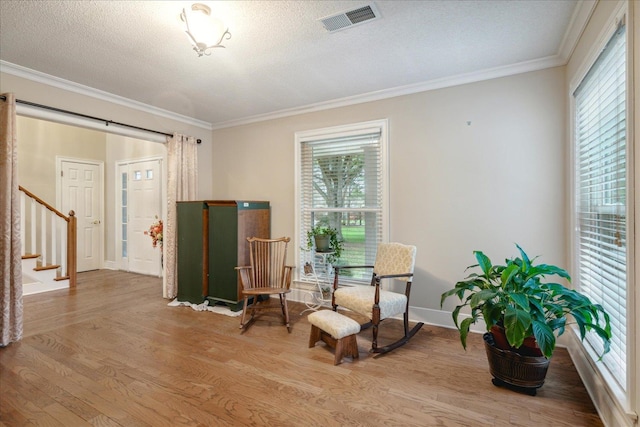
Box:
xmin=168 ymin=298 xmax=242 ymax=317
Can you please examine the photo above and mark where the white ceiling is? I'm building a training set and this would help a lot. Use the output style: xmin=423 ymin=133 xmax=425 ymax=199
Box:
xmin=0 ymin=1 xmax=589 ymax=129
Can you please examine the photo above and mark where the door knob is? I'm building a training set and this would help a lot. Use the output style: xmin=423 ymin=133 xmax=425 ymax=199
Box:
xmin=92 ymin=219 xmax=101 ymax=225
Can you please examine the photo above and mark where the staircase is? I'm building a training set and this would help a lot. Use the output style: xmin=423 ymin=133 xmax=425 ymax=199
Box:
xmin=19 ymin=186 xmax=77 ymax=295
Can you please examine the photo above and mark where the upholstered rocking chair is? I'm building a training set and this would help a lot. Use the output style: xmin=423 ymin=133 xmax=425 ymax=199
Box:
xmin=331 ymin=242 xmax=423 ymax=354
xmin=236 ymin=237 xmax=294 ymax=332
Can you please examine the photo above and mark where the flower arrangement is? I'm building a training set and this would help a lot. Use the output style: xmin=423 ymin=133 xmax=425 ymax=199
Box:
xmin=144 ymin=216 xmax=163 ymax=249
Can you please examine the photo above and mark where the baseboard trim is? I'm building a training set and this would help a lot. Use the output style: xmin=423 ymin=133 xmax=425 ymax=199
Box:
xmin=23 ymin=280 xmax=69 ymax=296
xmin=102 ymin=261 xmax=117 ymax=270
xmin=288 ymin=286 xmax=486 ymax=333
xmin=566 ymin=331 xmax=637 ymax=427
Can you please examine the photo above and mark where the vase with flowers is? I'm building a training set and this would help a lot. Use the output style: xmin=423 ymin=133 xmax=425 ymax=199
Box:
xmin=145 ymin=216 xmax=163 ymax=267
xmin=144 ymin=216 xmax=163 ymax=249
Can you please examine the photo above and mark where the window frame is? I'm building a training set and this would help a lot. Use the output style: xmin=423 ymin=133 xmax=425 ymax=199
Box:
xmin=568 ymin=2 xmax=634 ymax=413
xmin=294 ymin=119 xmax=389 ymax=282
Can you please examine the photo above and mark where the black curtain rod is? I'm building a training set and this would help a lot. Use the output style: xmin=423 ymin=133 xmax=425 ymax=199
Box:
xmin=0 ymin=94 xmax=202 ymax=143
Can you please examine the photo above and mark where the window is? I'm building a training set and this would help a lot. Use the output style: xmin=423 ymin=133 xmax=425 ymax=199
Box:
xmin=121 ymin=172 xmax=128 ymax=258
xmin=296 ymin=120 xmax=388 ymax=283
xmin=573 ymin=22 xmax=627 ymax=390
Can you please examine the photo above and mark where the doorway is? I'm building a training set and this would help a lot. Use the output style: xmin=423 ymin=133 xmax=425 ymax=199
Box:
xmin=19 ymin=116 xmax=168 ymax=283
xmin=116 ymin=157 xmax=163 ymax=276
xmin=57 ymin=157 xmax=104 ymax=272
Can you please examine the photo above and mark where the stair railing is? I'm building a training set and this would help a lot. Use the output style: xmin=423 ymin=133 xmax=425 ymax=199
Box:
xmin=19 ymin=186 xmax=77 ymax=287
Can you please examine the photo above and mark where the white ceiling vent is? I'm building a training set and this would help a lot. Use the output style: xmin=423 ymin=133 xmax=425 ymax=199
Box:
xmin=319 ymin=4 xmax=381 ymax=33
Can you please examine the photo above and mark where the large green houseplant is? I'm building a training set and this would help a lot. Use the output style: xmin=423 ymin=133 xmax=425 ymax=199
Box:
xmin=440 ymin=244 xmax=612 ymax=359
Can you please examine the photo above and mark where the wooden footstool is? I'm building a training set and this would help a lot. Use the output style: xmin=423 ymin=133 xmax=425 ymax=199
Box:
xmin=308 ymin=310 xmax=361 ymax=365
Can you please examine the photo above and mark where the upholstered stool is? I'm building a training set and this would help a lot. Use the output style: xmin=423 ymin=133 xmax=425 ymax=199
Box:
xmin=308 ymin=310 xmax=361 ymax=365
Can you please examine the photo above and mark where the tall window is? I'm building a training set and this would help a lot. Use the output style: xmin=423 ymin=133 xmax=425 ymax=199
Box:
xmin=573 ymin=22 xmax=627 ymax=390
xmin=296 ymin=120 xmax=388 ymax=282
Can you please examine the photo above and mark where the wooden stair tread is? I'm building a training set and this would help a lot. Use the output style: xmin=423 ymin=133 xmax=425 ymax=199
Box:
xmin=22 ymin=253 xmax=40 ymax=260
xmin=34 ymin=264 xmax=60 ymax=272
xmin=54 ymin=275 xmax=70 ymax=282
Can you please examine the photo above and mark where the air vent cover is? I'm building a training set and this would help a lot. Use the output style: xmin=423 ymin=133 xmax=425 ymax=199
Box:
xmin=320 ymin=4 xmax=380 ymax=32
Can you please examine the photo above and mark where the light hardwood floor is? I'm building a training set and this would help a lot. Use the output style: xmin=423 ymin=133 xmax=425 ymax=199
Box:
xmin=1 ymin=270 xmax=603 ymax=426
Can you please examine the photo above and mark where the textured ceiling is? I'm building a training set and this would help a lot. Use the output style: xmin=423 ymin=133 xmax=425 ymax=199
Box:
xmin=0 ymin=1 xmax=583 ymax=129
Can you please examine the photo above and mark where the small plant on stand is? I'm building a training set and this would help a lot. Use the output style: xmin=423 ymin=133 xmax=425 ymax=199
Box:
xmin=305 ymin=225 xmax=344 ymax=264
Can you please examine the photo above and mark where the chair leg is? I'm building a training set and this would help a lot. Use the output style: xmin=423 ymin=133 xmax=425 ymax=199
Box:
xmin=239 ymin=296 xmax=250 ymax=329
xmin=404 ymin=311 xmax=410 ymax=336
xmin=371 ymin=305 xmax=381 ymax=352
xmin=282 ymin=294 xmax=291 ymax=332
xmin=371 ymin=322 xmax=379 ymax=352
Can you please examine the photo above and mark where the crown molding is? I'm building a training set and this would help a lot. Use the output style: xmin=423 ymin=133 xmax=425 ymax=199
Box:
xmin=211 ymin=54 xmax=565 ymax=130
xmin=210 ymin=1 xmax=594 ymax=130
xmin=0 ymin=60 xmax=213 ymax=131
xmin=557 ymin=0 xmax=597 ymax=62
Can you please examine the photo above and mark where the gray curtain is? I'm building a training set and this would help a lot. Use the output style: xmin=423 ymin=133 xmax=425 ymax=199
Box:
xmin=0 ymin=93 xmax=23 ymax=346
xmin=164 ymin=133 xmax=198 ymax=299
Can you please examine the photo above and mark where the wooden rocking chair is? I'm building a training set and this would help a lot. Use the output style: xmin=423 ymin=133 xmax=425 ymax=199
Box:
xmin=236 ymin=237 xmax=294 ymax=332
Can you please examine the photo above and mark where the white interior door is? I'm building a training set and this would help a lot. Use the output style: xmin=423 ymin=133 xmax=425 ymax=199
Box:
xmin=121 ymin=159 xmax=162 ymax=276
xmin=61 ymin=160 xmax=103 ymax=272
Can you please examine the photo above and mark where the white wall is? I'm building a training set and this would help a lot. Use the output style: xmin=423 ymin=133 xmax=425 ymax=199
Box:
xmin=210 ymin=66 xmax=567 ymax=314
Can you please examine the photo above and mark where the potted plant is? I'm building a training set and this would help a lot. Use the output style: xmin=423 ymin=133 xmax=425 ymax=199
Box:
xmin=320 ymin=285 xmax=332 ymax=300
xmin=440 ymin=244 xmax=612 ymax=394
xmin=305 ymin=225 xmax=344 ymax=263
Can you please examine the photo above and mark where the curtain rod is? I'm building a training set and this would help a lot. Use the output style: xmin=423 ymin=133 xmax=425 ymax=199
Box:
xmin=0 ymin=94 xmax=201 ymax=143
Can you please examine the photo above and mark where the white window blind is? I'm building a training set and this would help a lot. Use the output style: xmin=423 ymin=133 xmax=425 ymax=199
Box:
xmin=574 ymin=23 xmax=627 ymax=390
xmin=299 ymin=129 xmax=383 ymax=282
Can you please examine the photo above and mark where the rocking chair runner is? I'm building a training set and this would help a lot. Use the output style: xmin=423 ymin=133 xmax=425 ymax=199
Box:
xmin=236 ymin=237 xmax=294 ymax=331
xmin=331 ymin=242 xmax=423 ymax=354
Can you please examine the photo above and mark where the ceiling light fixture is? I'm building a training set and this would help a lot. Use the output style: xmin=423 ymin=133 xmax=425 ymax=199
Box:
xmin=180 ymin=3 xmax=231 ymax=57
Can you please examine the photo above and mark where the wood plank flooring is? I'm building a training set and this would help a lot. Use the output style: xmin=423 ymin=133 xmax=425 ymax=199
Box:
xmin=1 ymin=270 xmax=603 ymax=426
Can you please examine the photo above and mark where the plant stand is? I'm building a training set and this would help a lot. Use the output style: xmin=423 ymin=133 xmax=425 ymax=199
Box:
xmin=300 ymin=251 xmax=335 ymax=314
xmin=483 ymin=333 xmax=550 ymax=396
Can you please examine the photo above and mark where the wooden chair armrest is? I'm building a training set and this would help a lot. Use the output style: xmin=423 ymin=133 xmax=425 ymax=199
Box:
xmin=333 ymin=265 xmax=375 ymax=290
xmin=374 ymin=272 xmax=413 ymax=281
xmin=334 ymin=264 xmax=374 ymax=272
xmin=373 ymin=273 xmax=415 ymax=303
xmin=284 ymin=265 xmax=294 ymax=289
xmin=235 ymin=266 xmax=252 ymax=291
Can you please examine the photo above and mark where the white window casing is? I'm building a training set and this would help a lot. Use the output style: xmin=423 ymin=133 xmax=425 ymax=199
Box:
xmin=570 ymin=4 xmax=636 ymax=423
xmin=294 ymin=119 xmax=389 ymax=284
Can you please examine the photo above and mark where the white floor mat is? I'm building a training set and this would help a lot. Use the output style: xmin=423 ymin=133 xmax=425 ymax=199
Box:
xmin=168 ymin=298 xmax=242 ymax=317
